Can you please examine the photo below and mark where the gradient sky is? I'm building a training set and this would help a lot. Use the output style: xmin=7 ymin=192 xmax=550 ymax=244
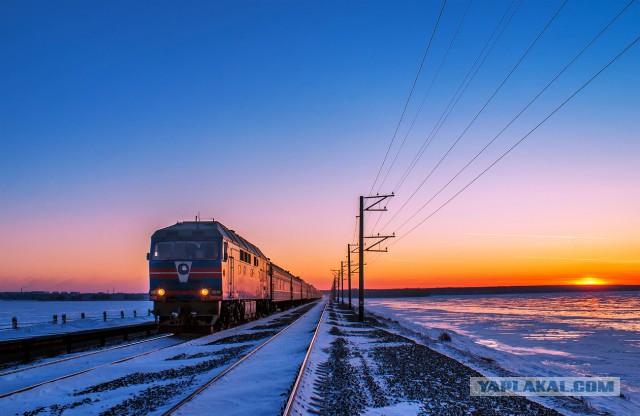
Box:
xmin=1 ymin=0 xmax=638 ymax=292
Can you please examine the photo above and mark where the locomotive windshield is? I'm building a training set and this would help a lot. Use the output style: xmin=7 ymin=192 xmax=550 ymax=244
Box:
xmin=152 ymin=241 xmax=219 ymax=260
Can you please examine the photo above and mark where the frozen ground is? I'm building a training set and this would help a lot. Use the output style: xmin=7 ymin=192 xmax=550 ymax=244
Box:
xmin=294 ymin=302 xmax=567 ymax=416
xmin=0 ymin=302 xmax=319 ymax=415
xmin=367 ymin=293 xmax=640 ymax=416
xmin=0 ymin=300 xmax=154 ymax=341
xmin=0 ymin=315 xmax=155 ymax=342
xmin=3 ymin=295 xmax=637 ymax=415
xmin=173 ymin=299 xmax=325 ymax=415
xmin=0 ymin=335 xmax=183 ymax=397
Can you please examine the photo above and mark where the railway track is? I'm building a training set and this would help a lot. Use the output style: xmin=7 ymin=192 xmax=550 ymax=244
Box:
xmin=163 ymin=300 xmax=327 ymax=416
xmin=0 ymin=333 xmax=175 ymax=378
xmin=282 ymin=301 xmax=327 ymax=416
xmin=2 ymin=301 xmax=325 ymax=415
xmin=0 ymin=333 xmax=186 ymax=399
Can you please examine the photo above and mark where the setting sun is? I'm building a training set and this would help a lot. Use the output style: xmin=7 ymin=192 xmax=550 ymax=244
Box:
xmin=574 ymin=276 xmax=607 ymax=285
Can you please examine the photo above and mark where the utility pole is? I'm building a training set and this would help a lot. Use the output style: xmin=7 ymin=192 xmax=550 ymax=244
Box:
xmin=358 ymin=194 xmax=394 ymax=322
xmin=340 ymin=261 xmax=345 ymax=305
xmin=330 ymin=269 xmax=340 ymax=304
xmin=347 ymin=243 xmax=359 ymax=310
xmin=330 ymin=276 xmax=334 ymax=300
xmin=347 ymin=244 xmax=353 ymax=309
xmin=359 ymin=196 xmax=364 ymax=320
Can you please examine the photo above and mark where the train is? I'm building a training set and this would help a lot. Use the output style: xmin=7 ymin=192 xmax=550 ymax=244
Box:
xmin=147 ymin=219 xmax=322 ymax=332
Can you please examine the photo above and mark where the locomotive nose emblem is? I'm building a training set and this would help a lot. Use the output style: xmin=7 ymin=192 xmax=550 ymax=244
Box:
xmin=178 ymin=263 xmax=189 ymax=275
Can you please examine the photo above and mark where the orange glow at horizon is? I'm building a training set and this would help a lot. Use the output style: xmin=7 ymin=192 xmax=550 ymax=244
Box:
xmin=1 ymin=206 xmax=638 ymax=292
xmin=573 ymin=276 xmax=607 ymax=285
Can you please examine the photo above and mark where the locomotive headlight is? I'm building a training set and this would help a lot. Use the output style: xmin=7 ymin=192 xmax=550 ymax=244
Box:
xmin=157 ymin=288 xmax=166 ymax=296
xmin=200 ymin=288 xmax=209 ymax=296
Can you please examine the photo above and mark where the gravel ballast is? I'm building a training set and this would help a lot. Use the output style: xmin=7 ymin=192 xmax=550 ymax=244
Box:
xmin=315 ymin=302 xmax=568 ymax=415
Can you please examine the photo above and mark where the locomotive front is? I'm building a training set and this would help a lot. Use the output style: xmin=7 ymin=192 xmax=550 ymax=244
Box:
xmin=148 ymin=222 xmax=223 ymax=332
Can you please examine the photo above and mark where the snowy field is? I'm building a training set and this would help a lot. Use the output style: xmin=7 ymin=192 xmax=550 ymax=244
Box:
xmin=367 ymin=291 xmax=640 ymax=415
xmin=0 ymin=300 xmax=154 ymax=341
xmin=0 ymin=302 xmax=322 ymax=415
xmin=295 ymin=302 xmax=564 ymax=416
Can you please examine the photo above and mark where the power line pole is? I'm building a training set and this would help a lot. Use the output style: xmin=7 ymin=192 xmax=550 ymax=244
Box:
xmin=359 ymin=194 xmax=394 ymax=321
xmin=340 ymin=261 xmax=345 ymax=305
xmin=347 ymin=244 xmax=355 ymax=309
xmin=330 ymin=269 xmax=340 ymax=304
xmin=359 ymin=196 xmax=364 ymax=319
xmin=330 ymin=275 xmax=335 ymax=301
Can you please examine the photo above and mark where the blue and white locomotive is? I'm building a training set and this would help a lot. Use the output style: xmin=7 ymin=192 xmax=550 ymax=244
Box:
xmin=148 ymin=220 xmax=321 ymax=332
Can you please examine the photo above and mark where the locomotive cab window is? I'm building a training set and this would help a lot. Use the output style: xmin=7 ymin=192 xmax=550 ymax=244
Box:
xmin=152 ymin=241 xmax=219 ymax=260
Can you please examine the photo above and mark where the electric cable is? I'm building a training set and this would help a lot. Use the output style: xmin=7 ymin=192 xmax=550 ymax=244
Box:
xmin=369 ymin=0 xmax=448 ymax=195
xmin=389 ymin=34 xmax=639 ymax=247
xmin=382 ymin=0 xmax=568 ymax=232
xmin=385 ymin=0 xmax=637 ymax=236
xmin=392 ymin=0 xmax=523 ymax=195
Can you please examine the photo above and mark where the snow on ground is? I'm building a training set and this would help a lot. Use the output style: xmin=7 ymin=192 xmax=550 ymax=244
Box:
xmin=295 ymin=302 xmax=565 ymax=416
xmin=1 ymin=302 xmax=318 ymax=415
xmin=366 ymin=298 xmax=640 ymax=416
xmin=5 ymin=296 xmax=636 ymax=415
xmin=290 ymin=300 xmax=341 ymax=415
xmin=0 ymin=335 xmax=182 ymax=396
xmin=0 ymin=316 xmax=155 ymax=342
xmin=0 ymin=300 xmax=154 ymax=335
xmin=173 ymin=299 xmax=326 ymax=415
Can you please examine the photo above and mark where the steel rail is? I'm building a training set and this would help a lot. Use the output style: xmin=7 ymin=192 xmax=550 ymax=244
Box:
xmin=162 ymin=300 xmax=323 ymax=416
xmin=0 ymin=335 xmax=189 ymax=399
xmin=0 ymin=333 xmax=174 ymax=377
xmin=282 ymin=300 xmax=328 ymax=415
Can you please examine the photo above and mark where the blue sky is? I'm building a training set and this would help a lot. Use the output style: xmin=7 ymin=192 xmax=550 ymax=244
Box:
xmin=1 ymin=0 xmax=638 ymax=291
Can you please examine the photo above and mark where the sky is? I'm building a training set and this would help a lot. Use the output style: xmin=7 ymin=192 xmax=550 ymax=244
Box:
xmin=1 ymin=0 xmax=638 ymax=292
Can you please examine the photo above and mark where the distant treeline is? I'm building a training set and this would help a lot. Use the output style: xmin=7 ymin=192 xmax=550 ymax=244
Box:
xmin=0 ymin=292 xmax=149 ymax=301
xmin=324 ymin=285 xmax=640 ymax=298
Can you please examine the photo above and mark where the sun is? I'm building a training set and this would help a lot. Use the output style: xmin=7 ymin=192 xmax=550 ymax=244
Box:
xmin=574 ymin=276 xmax=607 ymax=285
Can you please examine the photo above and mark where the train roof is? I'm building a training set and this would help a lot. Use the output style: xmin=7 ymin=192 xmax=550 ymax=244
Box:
xmin=271 ymin=263 xmax=305 ymax=283
xmin=151 ymin=221 xmax=267 ymax=259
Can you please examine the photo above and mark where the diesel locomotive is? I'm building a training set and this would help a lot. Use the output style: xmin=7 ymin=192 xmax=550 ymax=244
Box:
xmin=148 ymin=220 xmax=322 ymax=332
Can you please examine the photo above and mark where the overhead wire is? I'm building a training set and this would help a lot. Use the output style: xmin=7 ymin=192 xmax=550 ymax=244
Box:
xmin=357 ymin=1 xmax=637 ymax=274
xmin=369 ymin=0 xmax=448 ymax=196
xmin=375 ymin=0 xmax=474 ymax=196
xmin=387 ymin=0 xmax=637 ymax=236
xmin=392 ymin=0 xmax=523 ymax=195
xmin=388 ymin=33 xmax=640 ymax=248
xmin=380 ymin=0 xmax=568 ymax=233
xmin=369 ymin=0 xmax=474 ymax=235
xmin=351 ymin=216 xmax=359 ymax=245
xmin=366 ymin=0 xmax=518 ymax=264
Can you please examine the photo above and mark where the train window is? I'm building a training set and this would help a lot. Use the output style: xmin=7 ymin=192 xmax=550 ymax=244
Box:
xmin=239 ymin=250 xmax=253 ymax=264
xmin=153 ymin=241 xmax=219 ymax=260
xmin=254 ymin=258 xmax=258 ymax=267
